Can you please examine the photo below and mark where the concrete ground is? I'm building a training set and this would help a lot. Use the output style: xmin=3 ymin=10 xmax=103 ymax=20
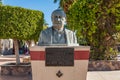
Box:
xmin=0 ymin=55 xmax=120 ymax=80
xmin=87 ymin=71 xmax=120 ymax=80
xmin=0 ymin=75 xmax=32 ymax=80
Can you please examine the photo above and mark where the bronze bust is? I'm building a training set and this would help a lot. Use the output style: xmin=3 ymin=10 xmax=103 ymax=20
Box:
xmin=38 ymin=9 xmax=79 ymax=46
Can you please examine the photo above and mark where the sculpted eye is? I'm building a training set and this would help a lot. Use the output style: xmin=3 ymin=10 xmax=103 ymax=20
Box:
xmin=59 ymin=16 xmax=61 ymax=18
xmin=55 ymin=16 xmax=58 ymax=18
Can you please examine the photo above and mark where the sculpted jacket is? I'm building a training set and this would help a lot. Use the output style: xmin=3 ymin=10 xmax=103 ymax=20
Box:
xmin=38 ymin=27 xmax=79 ymax=46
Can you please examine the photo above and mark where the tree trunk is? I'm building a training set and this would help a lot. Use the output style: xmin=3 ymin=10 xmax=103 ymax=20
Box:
xmin=0 ymin=39 xmax=2 ymax=54
xmin=26 ymin=40 xmax=35 ymax=48
xmin=13 ymin=39 xmax=20 ymax=65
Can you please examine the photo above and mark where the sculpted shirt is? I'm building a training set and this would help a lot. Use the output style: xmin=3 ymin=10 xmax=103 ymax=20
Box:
xmin=52 ymin=28 xmax=66 ymax=44
xmin=38 ymin=27 xmax=79 ymax=46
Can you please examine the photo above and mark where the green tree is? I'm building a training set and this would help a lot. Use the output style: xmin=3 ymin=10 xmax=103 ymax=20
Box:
xmin=55 ymin=0 xmax=120 ymax=60
xmin=0 ymin=5 xmax=44 ymax=64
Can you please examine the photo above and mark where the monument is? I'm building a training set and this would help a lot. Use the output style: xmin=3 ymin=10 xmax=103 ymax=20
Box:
xmin=30 ymin=46 xmax=90 ymax=80
xmin=30 ymin=9 xmax=90 ymax=80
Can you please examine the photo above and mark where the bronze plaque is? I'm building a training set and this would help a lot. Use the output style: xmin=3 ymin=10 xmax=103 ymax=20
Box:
xmin=45 ymin=48 xmax=74 ymax=66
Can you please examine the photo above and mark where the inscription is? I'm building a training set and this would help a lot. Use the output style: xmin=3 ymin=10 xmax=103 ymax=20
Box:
xmin=45 ymin=48 xmax=74 ymax=66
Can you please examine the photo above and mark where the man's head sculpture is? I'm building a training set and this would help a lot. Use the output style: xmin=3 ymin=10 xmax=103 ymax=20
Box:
xmin=51 ymin=9 xmax=66 ymax=30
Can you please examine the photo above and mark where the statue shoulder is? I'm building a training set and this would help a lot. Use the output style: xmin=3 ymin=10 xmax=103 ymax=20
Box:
xmin=65 ymin=28 xmax=74 ymax=33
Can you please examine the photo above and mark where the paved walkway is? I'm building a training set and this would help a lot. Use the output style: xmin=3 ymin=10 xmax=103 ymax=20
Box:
xmin=0 ymin=55 xmax=120 ymax=80
xmin=0 ymin=75 xmax=32 ymax=80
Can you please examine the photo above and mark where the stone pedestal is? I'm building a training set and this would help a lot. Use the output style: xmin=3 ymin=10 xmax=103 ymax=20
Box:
xmin=30 ymin=46 xmax=90 ymax=80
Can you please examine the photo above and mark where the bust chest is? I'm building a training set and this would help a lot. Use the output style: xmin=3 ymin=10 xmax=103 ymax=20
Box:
xmin=52 ymin=29 xmax=66 ymax=44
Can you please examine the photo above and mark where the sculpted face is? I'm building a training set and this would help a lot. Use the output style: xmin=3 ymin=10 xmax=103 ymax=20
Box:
xmin=51 ymin=9 xmax=66 ymax=30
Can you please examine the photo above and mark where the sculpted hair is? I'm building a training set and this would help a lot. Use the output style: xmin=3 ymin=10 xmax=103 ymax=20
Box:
xmin=51 ymin=8 xmax=66 ymax=20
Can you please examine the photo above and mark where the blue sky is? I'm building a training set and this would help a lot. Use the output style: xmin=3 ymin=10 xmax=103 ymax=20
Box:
xmin=3 ymin=0 xmax=59 ymax=27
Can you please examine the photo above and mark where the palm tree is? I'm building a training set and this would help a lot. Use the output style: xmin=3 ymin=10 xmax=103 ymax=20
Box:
xmin=54 ymin=0 xmax=75 ymax=12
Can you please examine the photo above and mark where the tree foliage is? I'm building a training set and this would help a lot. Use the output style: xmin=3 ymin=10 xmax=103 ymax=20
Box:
xmin=57 ymin=0 xmax=120 ymax=60
xmin=54 ymin=0 xmax=75 ymax=11
xmin=0 ymin=5 xmax=44 ymax=64
xmin=0 ymin=5 xmax=44 ymax=41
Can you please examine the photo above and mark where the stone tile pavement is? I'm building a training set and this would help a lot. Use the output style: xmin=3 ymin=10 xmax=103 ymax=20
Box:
xmin=0 ymin=55 xmax=120 ymax=80
xmin=0 ymin=75 xmax=32 ymax=80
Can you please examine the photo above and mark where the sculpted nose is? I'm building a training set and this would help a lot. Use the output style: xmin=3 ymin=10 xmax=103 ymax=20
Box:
xmin=57 ymin=18 xmax=60 ymax=21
